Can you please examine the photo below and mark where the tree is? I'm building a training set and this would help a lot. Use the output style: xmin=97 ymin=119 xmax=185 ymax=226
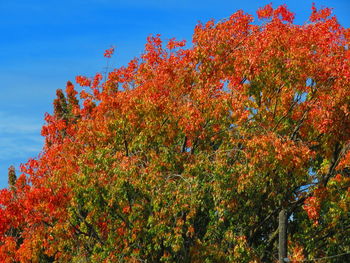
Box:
xmin=0 ymin=3 xmax=349 ymax=262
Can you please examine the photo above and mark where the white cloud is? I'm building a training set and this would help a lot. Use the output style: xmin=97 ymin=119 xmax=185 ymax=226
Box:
xmin=0 ymin=112 xmax=43 ymax=134
xmin=0 ymin=112 xmax=44 ymax=177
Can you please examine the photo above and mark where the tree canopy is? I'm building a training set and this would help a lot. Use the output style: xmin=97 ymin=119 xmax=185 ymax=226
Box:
xmin=1 ymin=4 xmax=350 ymax=262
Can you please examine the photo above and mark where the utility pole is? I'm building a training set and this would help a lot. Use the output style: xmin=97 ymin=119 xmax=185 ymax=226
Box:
xmin=279 ymin=209 xmax=288 ymax=263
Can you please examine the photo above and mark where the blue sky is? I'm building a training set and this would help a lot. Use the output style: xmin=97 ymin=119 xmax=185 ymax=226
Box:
xmin=0 ymin=0 xmax=349 ymax=188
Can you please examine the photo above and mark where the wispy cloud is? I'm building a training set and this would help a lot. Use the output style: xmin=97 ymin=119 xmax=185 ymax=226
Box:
xmin=0 ymin=112 xmax=43 ymax=155
xmin=0 ymin=136 xmax=43 ymax=160
xmin=0 ymin=112 xmax=43 ymax=133
xmin=0 ymin=112 xmax=44 ymax=187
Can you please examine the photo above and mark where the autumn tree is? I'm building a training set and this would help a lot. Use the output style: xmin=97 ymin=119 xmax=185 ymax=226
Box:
xmin=0 ymin=4 xmax=349 ymax=262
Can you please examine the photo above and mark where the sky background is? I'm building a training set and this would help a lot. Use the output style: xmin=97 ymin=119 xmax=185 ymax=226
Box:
xmin=0 ymin=0 xmax=349 ymax=188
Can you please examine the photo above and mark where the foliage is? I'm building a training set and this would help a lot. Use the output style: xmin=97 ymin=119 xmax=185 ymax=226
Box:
xmin=1 ymin=4 xmax=350 ymax=262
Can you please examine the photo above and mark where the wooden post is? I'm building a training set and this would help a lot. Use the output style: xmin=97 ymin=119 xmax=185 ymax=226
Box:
xmin=279 ymin=209 xmax=288 ymax=263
